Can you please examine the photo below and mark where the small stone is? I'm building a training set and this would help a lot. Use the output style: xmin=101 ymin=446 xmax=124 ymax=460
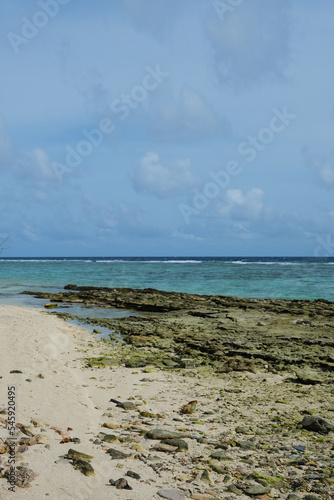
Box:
xmin=146 ymin=429 xmax=190 ymax=440
xmin=131 ymin=444 xmax=147 ymax=453
xmin=37 ymin=373 xmax=45 ymax=378
xmin=110 ymin=399 xmax=137 ymax=410
xmin=17 ymin=445 xmax=29 ymax=453
xmin=209 ymin=462 xmax=229 ymax=474
xmin=191 ymin=495 xmax=214 ymax=500
xmin=244 ymin=485 xmax=271 ymax=496
xmin=35 ymin=434 xmax=50 ymax=444
xmin=67 ymin=449 xmax=94 ymax=461
xmin=126 ymin=470 xmax=141 ymax=479
xmin=102 ymin=434 xmax=119 ymax=443
xmin=161 ymin=439 xmax=188 ymax=451
xmin=103 ymin=422 xmax=118 ymax=430
xmin=114 ymin=478 xmax=132 ymax=489
xmin=287 ymin=494 xmax=301 ymax=500
xmin=152 ymin=443 xmax=178 ymax=452
xmin=227 ymin=484 xmax=243 ymax=494
xmin=20 ymin=425 xmax=35 ymax=437
xmin=210 ymin=451 xmax=232 ymax=461
xmin=236 ymin=440 xmax=257 ymax=451
xmin=72 ymin=459 xmax=95 ymax=476
xmin=181 ymin=400 xmax=197 ymax=414
xmin=31 ymin=418 xmax=47 ymax=427
xmin=200 ymin=469 xmax=212 ymax=484
xmin=10 ymin=370 xmax=23 ymax=374
xmin=157 ymin=489 xmax=185 ymax=500
xmin=250 ymin=471 xmax=284 ymax=488
xmin=107 ymin=448 xmax=133 ymax=459
xmin=293 ymin=444 xmax=306 ymax=452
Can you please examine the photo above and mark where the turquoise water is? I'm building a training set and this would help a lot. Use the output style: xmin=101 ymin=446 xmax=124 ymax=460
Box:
xmin=0 ymin=257 xmax=334 ymax=306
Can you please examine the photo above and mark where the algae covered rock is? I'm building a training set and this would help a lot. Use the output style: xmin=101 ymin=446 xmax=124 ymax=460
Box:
xmin=250 ymin=470 xmax=284 ymax=488
xmin=294 ymin=368 xmax=326 ymax=385
xmin=67 ymin=449 xmax=94 ymax=460
xmin=72 ymin=459 xmax=95 ymax=476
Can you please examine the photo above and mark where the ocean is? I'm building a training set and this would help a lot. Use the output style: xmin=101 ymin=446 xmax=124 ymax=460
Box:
xmin=1 ymin=257 xmax=334 ymax=308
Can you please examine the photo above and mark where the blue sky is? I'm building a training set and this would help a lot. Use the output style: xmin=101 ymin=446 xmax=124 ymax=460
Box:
xmin=1 ymin=0 xmax=334 ymax=257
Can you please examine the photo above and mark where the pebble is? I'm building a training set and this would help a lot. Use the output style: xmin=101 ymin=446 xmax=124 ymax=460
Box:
xmin=103 ymin=422 xmax=118 ymax=430
xmin=146 ymin=429 xmax=190 ymax=440
xmin=72 ymin=458 xmax=95 ymax=476
xmin=109 ymin=478 xmax=132 ymax=489
xmin=157 ymin=489 xmax=185 ymax=500
xmin=66 ymin=449 xmax=94 ymax=460
xmin=106 ymin=448 xmax=133 ymax=459
xmin=244 ymin=485 xmax=271 ymax=495
xmin=126 ymin=470 xmax=141 ymax=479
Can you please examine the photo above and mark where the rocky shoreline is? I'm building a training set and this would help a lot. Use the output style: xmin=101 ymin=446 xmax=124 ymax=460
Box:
xmin=1 ymin=294 xmax=334 ymax=499
xmin=23 ymin=285 xmax=334 ymax=377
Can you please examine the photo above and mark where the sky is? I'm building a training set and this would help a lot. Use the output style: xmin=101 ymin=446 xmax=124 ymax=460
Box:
xmin=1 ymin=0 xmax=334 ymax=257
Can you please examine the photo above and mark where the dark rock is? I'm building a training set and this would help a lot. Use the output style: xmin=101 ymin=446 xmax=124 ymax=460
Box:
xmin=126 ymin=470 xmax=141 ymax=479
xmin=106 ymin=448 xmax=133 ymax=459
xmin=161 ymin=439 xmax=189 ymax=451
xmin=111 ymin=478 xmax=132 ymax=489
xmin=146 ymin=429 xmax=190 ymax=440
xmin=72 ymin=459 xmax=95 ymax=476
xmin=244 ymin=485 xmax=271 ymax=495
xmin=110 ymin=399 xmax=137 ymax=410
xmin=300 ymin=416 xmax=332 ymax=434
xmin=71 ymin=437 xmax=81 ymax=444
xmin=210 ymin=451 xmax=232 ymax=461
xmin=66 ymin=449 xmax=93 ymax=460
xmin=293 ymin=444 xmax=306 ymax=452
xmin=102 ymin=434 xmax=119 ymax=443
xmin=236 ymin=440 xmax=257 ymax=451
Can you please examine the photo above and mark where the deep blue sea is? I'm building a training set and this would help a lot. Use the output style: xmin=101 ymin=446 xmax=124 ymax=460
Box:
xmin=0 ymin=257 xmax=334 ymax=308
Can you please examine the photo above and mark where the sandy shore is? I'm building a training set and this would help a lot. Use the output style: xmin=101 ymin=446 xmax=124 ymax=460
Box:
xmin=0 ymin=304 xmax=333 ymax=499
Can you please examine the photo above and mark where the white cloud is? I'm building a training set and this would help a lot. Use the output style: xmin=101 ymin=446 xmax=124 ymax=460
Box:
xmin=148 ymin=85 xmax=228 ymax=141
xmin=218 ymin=188 xmax=264 ymax=220
xmin=133 ymin=151 xmax=201 ymax=198
xmin=122 ymin=0 xmax=183 ymax=38
xmin=305 ymin=150 xmax=334 ymax=189
xmin=205 ymin=0 xmax=291 ymax=87
xmin=316 ymin=155 xmax=334 ymax=187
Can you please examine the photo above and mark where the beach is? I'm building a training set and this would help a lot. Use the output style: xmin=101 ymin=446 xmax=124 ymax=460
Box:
xmin=0 ymin=295 xmax=334 ymax=499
